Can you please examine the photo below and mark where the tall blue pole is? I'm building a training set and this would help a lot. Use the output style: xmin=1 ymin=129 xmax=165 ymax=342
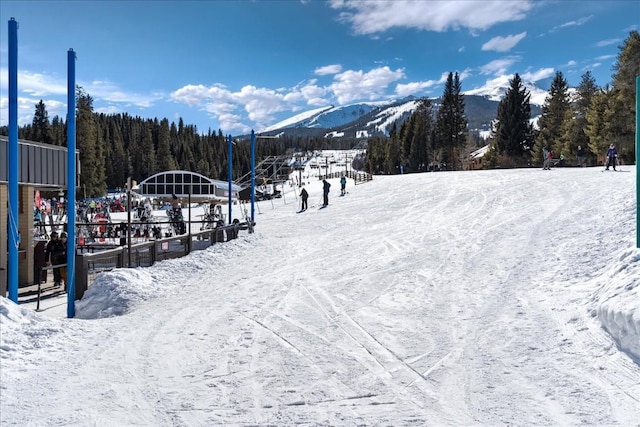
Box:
xmin=636 ymin=76 xmax=639 ymax=249
xmin=7 ymin=18 xmax=19 ymax=302
xmin=227 ymin=134 xmax=233 ymax=224
xmin=67 ymin=49 xmax=77 ymax=318
xmin=250 ymin=130 xmax=256 ymax=225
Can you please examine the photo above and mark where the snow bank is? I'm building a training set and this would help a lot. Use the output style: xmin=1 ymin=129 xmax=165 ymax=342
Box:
xmin=591 ymin=248 xmax=640 ymax=363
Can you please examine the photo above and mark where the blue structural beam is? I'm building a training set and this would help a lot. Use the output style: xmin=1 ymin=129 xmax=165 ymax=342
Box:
xmin=251 ymin=130 xmax=256 ymax=225
xmin=228 ymin=134 xmax=233 ymax=223
xmin=67 ymin=49 xmax=77 ymax=318
xmin=7 ymin=18 xmax=19 ymax=303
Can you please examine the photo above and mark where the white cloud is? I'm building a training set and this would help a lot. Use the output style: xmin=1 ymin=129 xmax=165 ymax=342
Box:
xmin=315 ymin=64 xmax=343 ymax=75
xmin=284 ymin=79 xmax=330 ymax=106
xmin=94 ymin=105 xmax=123 ymax=116
xmin=234 ymin=85 xmax=291 ymax=128
xmin=554 ymin=15 xmax=593 ymax=30
xmin=458 ymin=68 xmax=473 ymax=81
xmin=479 ymin=56 xmax=520 ymax=75
xmin=171 ymin=84 xmax=233 ymax=106
xmin=0 ymin=68 xmax=67 ymax=96
xmin=329 ymin=0 xmax=533 ymax=34
xmin=172 ymin=83 xmax=300 ymax=132
xmin=169 ymin=65 xmax=407 ymax=132
xmin=482 ymin=32 xmax=526 ymax=52
xmin=298 ymin=83 xmax=330 ymax=106
xmin=596 ymin=38 xmax=621 ymax=47
xmin=521 ymin=67 xmax=555 ymax=82
xmin=85 ymin=80 xmax=164 ymax=108
xmin=395 ymin=80 xmax=438 ymax=97
xmin=583 ymin=62 xmax=602 ymax=72
xmin=329 ymin=66 xmax=405 ymax=104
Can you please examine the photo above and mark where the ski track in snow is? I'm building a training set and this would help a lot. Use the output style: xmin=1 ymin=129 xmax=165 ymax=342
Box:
xmin=1 ymin=166 xmax=639 ymax=426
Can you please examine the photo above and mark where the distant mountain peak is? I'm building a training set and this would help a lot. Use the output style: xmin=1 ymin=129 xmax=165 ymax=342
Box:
xmin=260 ymin=106 xmax=334 ymax=133
xmin=254 ymin=79 xmax=549 ymax=139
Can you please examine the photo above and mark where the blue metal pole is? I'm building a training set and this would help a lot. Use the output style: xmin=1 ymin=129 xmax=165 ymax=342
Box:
xmin=228 ymin=134 xmax=232 ymax=224
xmin=7 ymin=18 xmax=19 ymax=303
xmin=636 ymin=76 xmax=639 ymax=249
xmin=67 ymin=49 xmax=77 ymax=318
xmin=250 ymin=130 xmax=256 ymax=225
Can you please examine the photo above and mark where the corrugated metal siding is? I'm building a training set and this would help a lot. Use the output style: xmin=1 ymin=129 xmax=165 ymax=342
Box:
xmin=0 ymin=137 xmax=76 ymax=187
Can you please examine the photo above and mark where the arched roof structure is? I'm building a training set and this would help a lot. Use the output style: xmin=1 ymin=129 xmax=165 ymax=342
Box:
xmin=137 ymin=170 xmax=241 ymax=202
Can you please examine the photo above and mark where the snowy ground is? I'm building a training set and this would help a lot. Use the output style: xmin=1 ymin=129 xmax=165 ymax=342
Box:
xmin=1 ymin=165 xmax=639 ymax=426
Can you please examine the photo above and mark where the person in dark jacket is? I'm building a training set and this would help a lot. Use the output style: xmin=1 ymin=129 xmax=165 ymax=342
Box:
xmin=340 ymin=175 xmax=347 ymax=196
xmin=300 ymin=187 xmax=309 ymax=211
xmin=577 ymin=145 xmax=585 ymax=167
xmin=45 ymin=231 xmax=61 ymax=286
xmin=47 ymin=231 xmax=67 ymax=288
xmin=57 ymin=232 xmax=69 ymax=289
xmin=605 ymin=144 xmax=618 ymax=170
xmin=33 ymin=240 xmax=47 ymax=285
xmin=322 ymin=179 xmax=331 ymax=207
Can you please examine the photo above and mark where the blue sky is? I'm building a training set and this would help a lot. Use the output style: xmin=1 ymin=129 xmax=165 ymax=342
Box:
xmin=0 ymin=0 xmax=637 ymax=135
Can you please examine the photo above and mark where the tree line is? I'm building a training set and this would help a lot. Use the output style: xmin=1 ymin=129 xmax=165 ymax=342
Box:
xmin=366 ymin=30 xmax=639 ymax=172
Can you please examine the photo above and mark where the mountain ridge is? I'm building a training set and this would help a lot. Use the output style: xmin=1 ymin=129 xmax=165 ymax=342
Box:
xmin=254 ymin=78 xmax=548 ymax=139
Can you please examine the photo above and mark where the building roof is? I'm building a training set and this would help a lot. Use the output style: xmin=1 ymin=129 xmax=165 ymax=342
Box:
xmin=136 ymin=170 xmax=242 ymax=202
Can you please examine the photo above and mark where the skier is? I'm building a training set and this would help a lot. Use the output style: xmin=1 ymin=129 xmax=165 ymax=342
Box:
xmin=577 ymin=145 xmax=585 ymax=167
xmin=542 ymin=147 xmax=550 ymax=170
xmin=300 ymin=186 xmax=309 ymax=211
xmin=322 ymin=179 xmax=331 ymax=207
xmin=340 ymin=175 xmax=347 ymax=196
xmin=605 ymin=144 xmax=618 ymax=171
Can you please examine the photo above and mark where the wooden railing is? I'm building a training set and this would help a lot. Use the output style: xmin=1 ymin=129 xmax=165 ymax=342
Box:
xmin=74 ymin=223 xmax=245 ymax=299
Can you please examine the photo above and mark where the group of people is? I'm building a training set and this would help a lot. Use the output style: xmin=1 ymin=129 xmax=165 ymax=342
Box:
xmin=35 ymin=230 xmax=68 ymax=290
xmin=298 ymin=175 xmax=348 ymax=211
xmin=300 ymin=175 xmax=347 ymax=212
xmin=542 ymin=144 xmax=618 ymax=170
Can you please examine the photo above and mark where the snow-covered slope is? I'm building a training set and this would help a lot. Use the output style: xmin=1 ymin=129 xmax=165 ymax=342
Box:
xmin=2 ymin=165 xmax=638 ymax=425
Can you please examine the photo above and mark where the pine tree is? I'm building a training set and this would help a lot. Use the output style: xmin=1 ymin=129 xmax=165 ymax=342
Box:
xmin=493 ymin=73 xmax=533 ymax=164
xmin=103 ymin=118 xmax=128 ymax=189
xmin=364 ymin=136 xmax=387 ymax=174
xmin=384 ymin=123 xmax=402 ymax=174
xmin=399 ymin=115 xmax=415 ymax=171
xmin=128 ymin=120 xmax=157 ymax=183
xmin=585 ymin=87 xmax=613 ymax=164
xmin=435 ymin=72 xmax=468 ymax=170
xmin=50 ymin=115 xmax=66 ymax=146
xmin=76 ymin=87 xmax=106 ymax=197
xmin=533 ymin=71 xmax=571 ymax=165
xmin=560 ymin=71 xmax=599 ymax=166
xmin=608 ymin=30 xmax=640 ymax=162
xmin=156 ymin=118 xmax=178 ymax=171
xmin=410 ymin=98 xmax=435 ymax=170
xmin=31 ymin=100 xmax=52 ymax=145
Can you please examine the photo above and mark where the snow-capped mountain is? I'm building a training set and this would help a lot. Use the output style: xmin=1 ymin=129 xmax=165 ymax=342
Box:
xmin=255 ymin=77 xmax=547 ymax=139
xmin=260 ymin=100 xmax=397 ymax=133
xmin=464 ymin=75 xmax=550 ymax=106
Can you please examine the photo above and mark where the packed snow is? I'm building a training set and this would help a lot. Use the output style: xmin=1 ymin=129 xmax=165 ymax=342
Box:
xmin=2 ymin=164 xmax=639 ymax=426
